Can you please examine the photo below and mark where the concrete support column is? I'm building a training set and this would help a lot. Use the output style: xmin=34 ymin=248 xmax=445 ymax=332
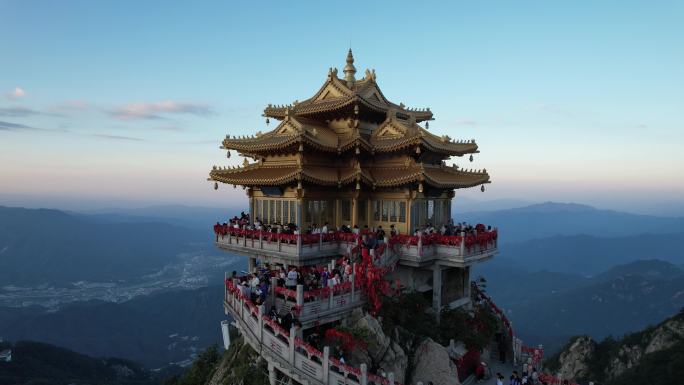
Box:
xmin=432 ymin=264 xmax=442 ymax=319
xmin=248 ymin=257 xmax=255 ymax=274
xmin=221 ymin=320 xmax=231 ymax=350
xmin=296 ymin=285 xmax=304 ymax=308
xmin=360 ymin=363 xmax=368 ymax=385
xmin=288 ymin=326 xmax=296 ymax=364
xmin=322 ymin=346 xmax=330 ymax=383
xmin=268 ymin=361 xmax=277 ymax=385
xmin=258 ymin=304 xmax=265 ymax=343
xmin=329 ymin=280 xmax=334 ymax=309
xmin=460 ymin=231 xmax=465 ymax=256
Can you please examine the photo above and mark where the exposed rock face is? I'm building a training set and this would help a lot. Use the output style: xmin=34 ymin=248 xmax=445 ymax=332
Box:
xmin=411 ymin=338 xmax=460 ymax=385
xmin=351 ymin=313 xmax=409 ymax=384
xmin=556 ymin=336 xmax=596 ymax=381
xmin=605 ymin=316 xmax=684 ymax=379
xmin=206 ymin=338 xmax=266 ymax=385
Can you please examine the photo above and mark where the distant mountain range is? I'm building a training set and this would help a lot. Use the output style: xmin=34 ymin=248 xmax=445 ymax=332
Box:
xmin=459 ymin=202 xmax=684 ymax=243
xmin=0 ymin=285 xmax=226 ymax=368
xmin=2 ymin=201 xmax=684 ymax=367
xmin=479 ymin=259 xmax=684 ymax=353
xmin=78 ymin=204 xmax=242 ymax=231
xmin=0 ymin=206 xmax=207 ymax=286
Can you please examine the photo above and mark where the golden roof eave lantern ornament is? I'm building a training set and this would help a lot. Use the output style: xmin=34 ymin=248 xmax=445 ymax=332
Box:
xmin=209 ymin=49 xmax=490 ymax=192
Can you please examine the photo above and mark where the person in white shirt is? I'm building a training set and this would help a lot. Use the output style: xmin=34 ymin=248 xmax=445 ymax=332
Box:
xmin=322 ymin=222 xmax=329 ymax=234
xmin=249 ymin=274 xmax=260 ymax=289
xmin=286 ymin=268 xmax=298 ymax=288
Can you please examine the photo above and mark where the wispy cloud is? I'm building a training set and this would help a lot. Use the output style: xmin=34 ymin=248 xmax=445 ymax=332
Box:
xmin=154 ymin=125 xmax=184 ymax=132
xmin=5 ymin=87 xmax=26 ymax=100
xmin=91 ymin=134 xmax=144 ymax=141
xmin=110 ymin=101 xmax=214 ymax=120
xmin=0 ymin=106 xmax=64 ymax=118
xmin=0 ymin=120 xmax=39 ymax=131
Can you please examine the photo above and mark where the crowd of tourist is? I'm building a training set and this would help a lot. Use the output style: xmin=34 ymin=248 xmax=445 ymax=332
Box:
xmin=215 ymin=211 xmax=496 ymax=249
xmin=493 ymin=368 xmax=554 ymax=385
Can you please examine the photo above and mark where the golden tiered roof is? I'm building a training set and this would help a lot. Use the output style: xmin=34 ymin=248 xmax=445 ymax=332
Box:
xmin=210 ymin=159 xmax=488 ymax=189
xmin=222 ymin=114 xmax=478 ymax=157
xmin=210 ymin=50 xmax=490 ymax=191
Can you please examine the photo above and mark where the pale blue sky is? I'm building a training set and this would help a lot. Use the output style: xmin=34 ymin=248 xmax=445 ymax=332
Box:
xmin=1 ymin=1 xmax=682 ymax=214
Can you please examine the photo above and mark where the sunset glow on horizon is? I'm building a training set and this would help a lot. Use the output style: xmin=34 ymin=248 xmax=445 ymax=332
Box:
xmin=1 ymin=1 xmax=682 ymax=215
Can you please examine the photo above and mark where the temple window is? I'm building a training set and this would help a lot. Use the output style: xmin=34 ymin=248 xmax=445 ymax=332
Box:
xmin=304 ymin=199 xmax=335 ymax=225
xmin=357 ymin=200 xmax=367 ymax=222
xmin=341 ymin=200 xmax=351 ymax=222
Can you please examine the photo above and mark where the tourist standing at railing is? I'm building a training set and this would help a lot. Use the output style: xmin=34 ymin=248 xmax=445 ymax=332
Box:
xmin=286 ymin=267 xmax=298 ymax=289
xmin=321 ymin=266 xmax=330 ymax=288
xmin=257 ymin=280 xmax=269 ymax=303
xmin=343 ymin=261 xmax=352 ymax=282
xmin=329 ymin=273 xmax=340 ymax=286
xmin=376 ymin=225 xmax=385 ymax=243
xmin=249 ymin=273 xmax=260 ymax=290
xmin=389 ymin=224 xmax=398 ymax=237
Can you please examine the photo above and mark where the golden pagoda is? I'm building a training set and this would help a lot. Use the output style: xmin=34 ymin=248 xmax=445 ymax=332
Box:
xmin=211 ymin=49 xmax=489 ymax=237
xmin=211 ymin=50 xmax=497 ymax=385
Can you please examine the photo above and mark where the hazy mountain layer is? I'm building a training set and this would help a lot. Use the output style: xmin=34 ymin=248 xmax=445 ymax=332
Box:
xmin=0 ymin=206 xmax=207 ymax=285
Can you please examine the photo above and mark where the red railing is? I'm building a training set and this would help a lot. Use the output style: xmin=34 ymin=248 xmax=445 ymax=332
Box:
xmin=214 ymin=224 xmax=497 ymax=251
xmin=388 ymin=231 xmax=498 ymax=250
xmin=471 ymin=283 xmax=578 ymax=385
xmin=224 ymin=279 xmax=395 ymax=384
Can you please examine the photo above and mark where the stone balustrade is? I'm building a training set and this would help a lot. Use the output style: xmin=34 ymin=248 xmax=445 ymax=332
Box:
xmin=214 ymin=227 xmax=498 ymax=267
xmin=224 ymin=282 xmax=395 ymax=385
xmin=272 ymin=279 xmax=365 ymax=327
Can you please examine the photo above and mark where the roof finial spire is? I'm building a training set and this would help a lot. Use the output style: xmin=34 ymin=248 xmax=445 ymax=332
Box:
xmin=343 ymin=48 xmax=356 ymax=88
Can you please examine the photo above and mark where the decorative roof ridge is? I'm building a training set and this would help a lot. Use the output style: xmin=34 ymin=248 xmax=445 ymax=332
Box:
xmin=429 ymin=163 xmax=489 ymax=175
xmin=211 ymin=161 xmax=290 ymax=174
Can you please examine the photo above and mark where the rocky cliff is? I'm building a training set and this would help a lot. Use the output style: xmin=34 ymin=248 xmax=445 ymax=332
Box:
xmin=546 ymin=309 xmax=684 ymax=385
